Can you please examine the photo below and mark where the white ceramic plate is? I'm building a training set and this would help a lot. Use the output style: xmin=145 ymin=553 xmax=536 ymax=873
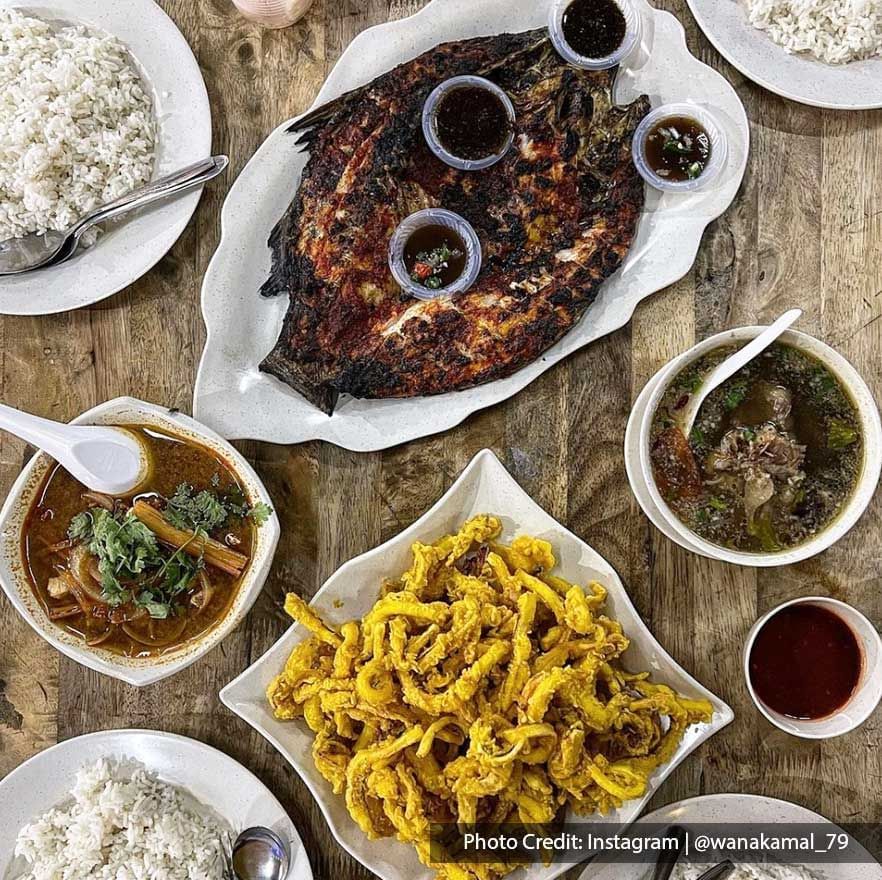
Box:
xmin=194 ymin=0 xmax=749 ymax=449
xmin=0 ymin=0 xmax=212 ymax=316
xmin=585 ymin=793 xmax=882 ymax=879
xmin=0 ymin=398 xmax=281 ymax=687
xmin=220 ymin=449 xmax=734 ymax=880
xmin=687 ymin=0 xmax=882 ymax=110
xmin=0 ymin=729 xmax=314 ymax=880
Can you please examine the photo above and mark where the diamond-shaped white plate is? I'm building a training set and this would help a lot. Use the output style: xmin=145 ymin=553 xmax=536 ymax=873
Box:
xmin=220 ymin=449 xmax=733 ymax=880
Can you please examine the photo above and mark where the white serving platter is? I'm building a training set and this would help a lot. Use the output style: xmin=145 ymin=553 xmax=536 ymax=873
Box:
xmin=0 ymin=0 xmax=212 ymax=315
xmin=585 ymin=793 xmax=882 ymax=879
xmin=0 ymin=729 xmax=314 ymax=880
xmin=220 ymin=449 xmax=734 ymax=880
xmin=194 ymin=0 xmax=749 ymax=450
xmin=686 ymin=0 xmax=882 ymax=111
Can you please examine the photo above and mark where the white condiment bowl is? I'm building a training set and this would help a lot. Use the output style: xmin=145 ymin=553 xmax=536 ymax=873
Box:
xmin=0 ymin=398 xmax=280 ymax=687
xmin=743 ymin=597 xmax=882 ymax=739
xmin=626 ymin=326 xmax=882 ymax=567
xmin=548 ymin=0 xmax=642 ymax=70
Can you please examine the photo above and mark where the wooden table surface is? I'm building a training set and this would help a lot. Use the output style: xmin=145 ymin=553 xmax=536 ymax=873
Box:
xmin=1 ymin=1 xmax=880 ymax=877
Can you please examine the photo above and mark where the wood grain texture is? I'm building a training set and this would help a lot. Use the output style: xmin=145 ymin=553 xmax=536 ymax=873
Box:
xmin=1 ymin=1 xmax=881 ymax=877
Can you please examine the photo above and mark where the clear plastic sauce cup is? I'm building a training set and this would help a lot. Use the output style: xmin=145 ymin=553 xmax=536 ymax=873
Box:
xmin=422 ymin=76 xmax=516 ymax=172
xmin=631 ymin=102 xmax=729 ymax=193
xmin=389 ymin=209 xmax=482 ymax=301
xmin=548 ymin=0 xmax=642 ymax=70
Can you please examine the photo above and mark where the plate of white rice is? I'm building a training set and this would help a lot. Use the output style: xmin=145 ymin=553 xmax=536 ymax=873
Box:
xmin=585 ymin=793 xmax=882 ymax=880
xmin=685 ymin=0 xmax=882 ymax=109
xmin=0 ymin=0 xmax=211 ymax=315
xmin=0 ymin=729 xmax=313 ymax=880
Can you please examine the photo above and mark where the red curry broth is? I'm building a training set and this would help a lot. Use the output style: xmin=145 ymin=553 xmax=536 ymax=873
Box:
xmin=22 ymin=426 xmax=257 ymax=658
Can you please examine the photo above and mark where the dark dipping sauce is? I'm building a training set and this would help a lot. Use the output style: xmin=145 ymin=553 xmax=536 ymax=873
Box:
xmin=644 ymin=116 xmax=712 ymax=182
xmin=650 ymin=342 xmax=863 ymax=553
xmin=403 ymin=224 xmax=467 ymax=291
xmin=749 ymin=604 xmax=862 ymax=720
xmin=562 ymin=0 xmax=627 ymax=59
xmin=433 ymin=85 xmax=513 ymax=162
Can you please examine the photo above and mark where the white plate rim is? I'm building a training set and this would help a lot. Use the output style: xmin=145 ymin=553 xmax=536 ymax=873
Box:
xmin=193 ymin=0 xmax=750 ymax=449
xmin=0 ymin=728 xmax=314 ymax=880
xmin=0 ymin=0 xmax=212 ymax=315
xmin=585 ymin=792 xmax=882 ymax=878
xmin=220 ymin=447 xmax=734 ymax=880
xmin=685 ymin=0 xmax=882 ymax=111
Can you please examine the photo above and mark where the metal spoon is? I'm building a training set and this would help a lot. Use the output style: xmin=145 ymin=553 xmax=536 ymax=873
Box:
xmin=230 ymin=827 xmax=291 ymax=880
xmin=697 ymin=862 xmax=736 ymax=880
xmin=651 ymin=825 xmax=688 ymax=880
xmin=0 ymin=402 xmax=151 ymax=495
xmin=677 ymin=308 xmax=803 ymax=439
xmin=0 ymin=155 xmax=229 ymax=276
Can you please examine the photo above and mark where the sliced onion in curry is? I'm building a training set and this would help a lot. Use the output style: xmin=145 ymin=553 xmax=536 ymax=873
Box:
xmin=122 ymin=615 xmax=188 ymax=649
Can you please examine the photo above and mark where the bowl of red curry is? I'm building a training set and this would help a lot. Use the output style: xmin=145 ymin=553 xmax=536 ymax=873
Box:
xmin=0 ymin=398 xmax=280 ymax=686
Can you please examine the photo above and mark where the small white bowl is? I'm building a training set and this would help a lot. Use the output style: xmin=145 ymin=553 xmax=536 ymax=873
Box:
xmin=0 ymin=397 xmax=280 ymax=687
xmin=743 ymin=597 xmax=882 ymax=739
xmin=627 ymin=326 xmax=882 ymax=567
xmin=631 ymin=102 xmax=728 ymax=193
xmin=548 ymin=0 xmax=642 ymax=70
xmin=388 ymin=208 xmax=482 ymax=301
xmin=421 ymin=75 xmax=516 ymax=171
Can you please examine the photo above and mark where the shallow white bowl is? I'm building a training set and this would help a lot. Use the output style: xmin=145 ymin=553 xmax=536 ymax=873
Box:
xmin=627 ymin=327 xmax=882 ymax=567
xmin=0 ymin=397 xmax=280 ymax=687
xmin=221 ymin=448 xmax=733 ymax=880
xmin=743 ymin=596 xmax=882 ymax=740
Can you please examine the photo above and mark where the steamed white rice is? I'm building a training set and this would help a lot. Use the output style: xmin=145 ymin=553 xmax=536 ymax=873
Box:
xmin=745 ymin=0 xmax=882 ymax=64
xmin=14 ymin=760 xmax=227 ymax=880
xmin=674 ymin=864 xmax=823 ymax=880
xmin=0 ymin=8 xmax=156 ymax=243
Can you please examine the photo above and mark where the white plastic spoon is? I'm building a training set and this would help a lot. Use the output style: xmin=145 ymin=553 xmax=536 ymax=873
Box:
xmin=677 ymin=308 xmax=803 ymax=438
xmin=0 ymin=403 xmax=151 ymax=496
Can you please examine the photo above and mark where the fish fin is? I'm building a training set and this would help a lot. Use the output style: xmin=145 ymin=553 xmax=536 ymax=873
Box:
xmin=260 ymin=345 xmax=339 ymax=415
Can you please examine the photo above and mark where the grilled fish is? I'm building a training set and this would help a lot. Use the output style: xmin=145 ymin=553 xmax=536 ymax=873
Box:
xmin=261 ymin=29 xmax=649 ymax=414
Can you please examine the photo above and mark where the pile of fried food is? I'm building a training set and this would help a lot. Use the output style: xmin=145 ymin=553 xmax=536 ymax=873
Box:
xmin=268 ymin=516 xmax=712 ymax=880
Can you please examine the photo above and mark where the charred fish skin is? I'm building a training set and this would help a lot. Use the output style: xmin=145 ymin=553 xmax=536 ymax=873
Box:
xmin=259 ymin=29 xmax=648 ymax=414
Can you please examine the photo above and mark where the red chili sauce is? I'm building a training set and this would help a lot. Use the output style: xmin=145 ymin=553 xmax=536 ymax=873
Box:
xmin=748 ymin=603 xmax=862 ymax=720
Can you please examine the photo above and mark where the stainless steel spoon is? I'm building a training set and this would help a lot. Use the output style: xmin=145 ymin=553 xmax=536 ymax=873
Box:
xmin=230 ymin=827 xmax=291 ymax=880
xmin=0 ymin=155 xmax=229 ymax=276
xmin=697 ymin=862 xmax=736 ymax=880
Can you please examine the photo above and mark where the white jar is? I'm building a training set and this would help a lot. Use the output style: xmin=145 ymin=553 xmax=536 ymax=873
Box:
xmin=231 ymin=0 xmax=313 ymax=28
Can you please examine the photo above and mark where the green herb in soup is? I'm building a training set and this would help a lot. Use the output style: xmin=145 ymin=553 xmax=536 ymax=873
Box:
xmin=23 ymin=426 xmax=273 ymax=657
xmin=649 ymin=343 xmax=862 ymax=552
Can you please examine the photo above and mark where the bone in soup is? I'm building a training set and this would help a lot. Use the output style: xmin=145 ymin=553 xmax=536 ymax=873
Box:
xmin=22 ymin=426 xmax=272 ymax=657
xmin=650 ymin=342 xmax=862 ymax=552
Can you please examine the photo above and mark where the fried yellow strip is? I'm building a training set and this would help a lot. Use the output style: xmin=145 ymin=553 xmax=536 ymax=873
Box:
xmin=515 ymin=570 xmax=566 ymax=621
xmin=267 ymin=517 xmax=715 ymax=880
xmin=284 ymin=593 xmax=342 ymax=647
